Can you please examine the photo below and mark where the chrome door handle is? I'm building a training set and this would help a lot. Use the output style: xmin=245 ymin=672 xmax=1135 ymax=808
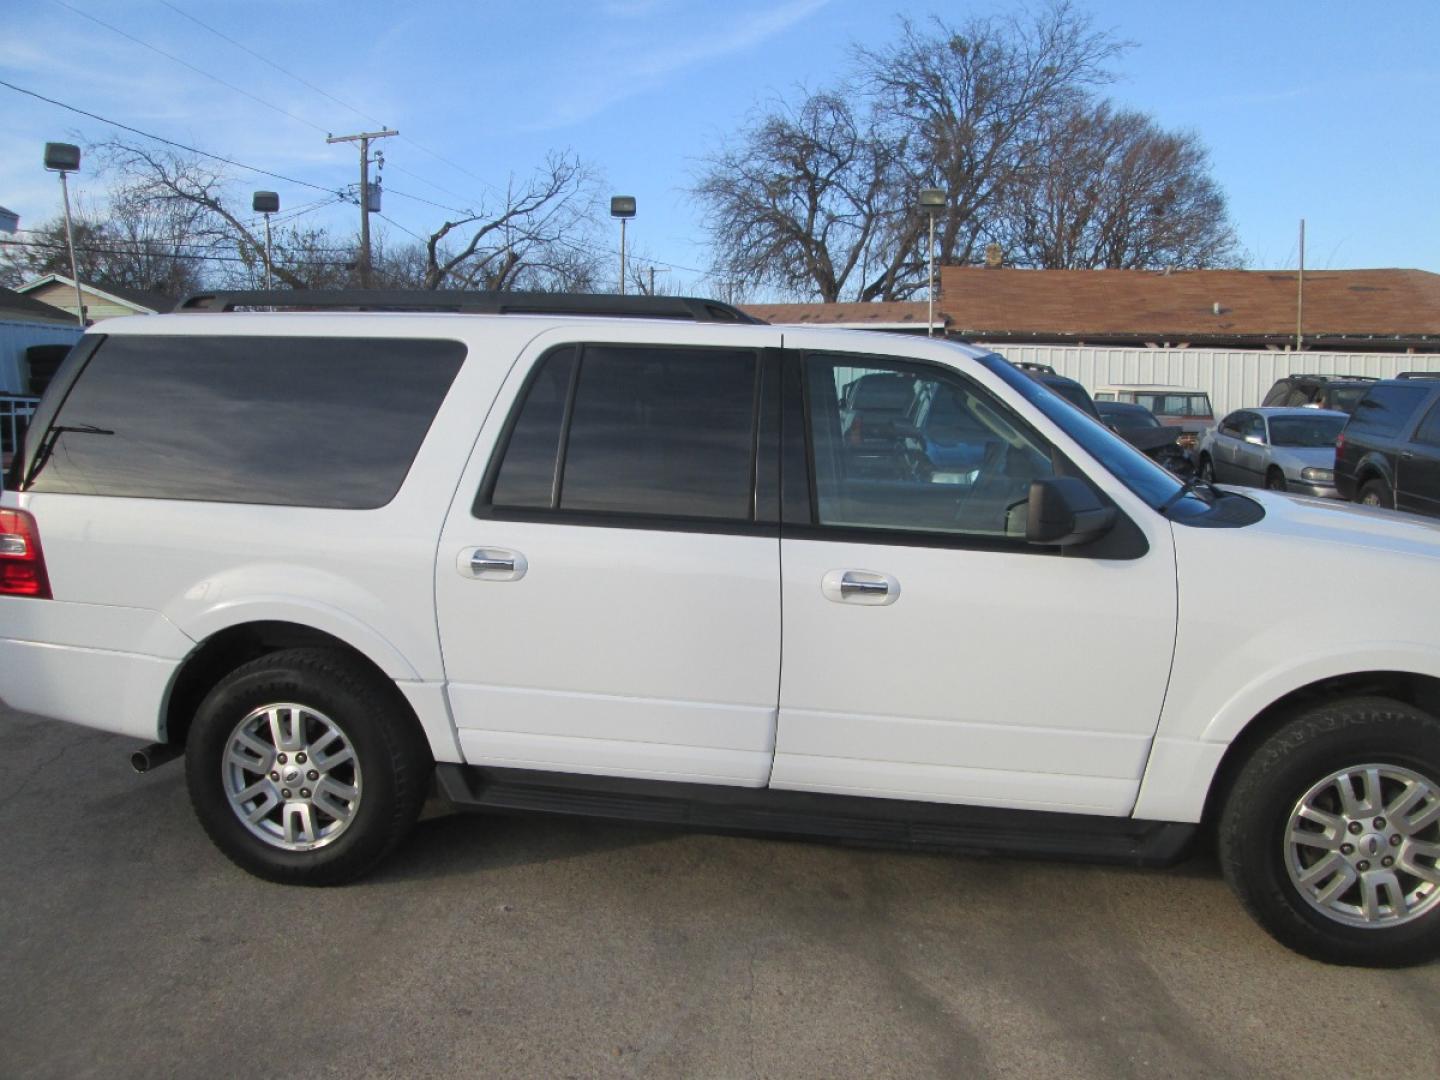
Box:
xmin=457 ymin=547 xmax=527 ymax=581
xmin=822 ymin=569 xmax=900 ymax=606
xmin=470 ymin=555 xmax=515 ymax=574
xmin=840 ymin=576 xmax=890 ymax=598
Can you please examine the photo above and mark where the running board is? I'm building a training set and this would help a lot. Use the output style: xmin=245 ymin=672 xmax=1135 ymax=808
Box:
xmin=434 ymin=765 xmax=1196 ymax=867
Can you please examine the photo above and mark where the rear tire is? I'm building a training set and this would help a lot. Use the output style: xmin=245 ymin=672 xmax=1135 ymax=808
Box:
xmin=1265 ymin=467 xmax=1286 ymax=491
xmin=1358 ymin=477 xmax=1393 ymax=509
xmin=1218 ymin=697 xmax=1440 ymax=966
xmin=185 ymin=648 xmax=431 ymax=885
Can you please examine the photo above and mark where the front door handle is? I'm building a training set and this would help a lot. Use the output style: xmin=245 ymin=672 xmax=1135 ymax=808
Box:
xmin=822 ymin=569 xmax=900 ymax=606
xmin=457 ymin=547 xmax=527 ymax=582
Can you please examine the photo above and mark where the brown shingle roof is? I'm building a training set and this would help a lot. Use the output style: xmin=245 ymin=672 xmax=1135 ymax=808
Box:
xmin=742 ymin=301 xmax=938 ymax=328
xmin=938 ymin=267 xmax=1440 ymax=342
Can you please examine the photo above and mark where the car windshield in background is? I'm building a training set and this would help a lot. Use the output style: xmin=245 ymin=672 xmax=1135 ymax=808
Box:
xmin=1327 ymin=387 xmax=1369 ymax=413
xmin=1109 ymin=411 xmax=1161 ymax=429
xmin=1135 ymin=393 xmax=1211 ymax=417
xmin=1268 ymin=415 xmax=1347 ymax=448
xmin=1046 ymin=380 xmax=1096 ymax=415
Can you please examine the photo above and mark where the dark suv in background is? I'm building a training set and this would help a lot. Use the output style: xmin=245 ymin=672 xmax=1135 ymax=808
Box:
xmin=1334 ymin=374 xmax=1440 ymax=517
xmin=1263 ymin=373 xmax=1376 ymax=414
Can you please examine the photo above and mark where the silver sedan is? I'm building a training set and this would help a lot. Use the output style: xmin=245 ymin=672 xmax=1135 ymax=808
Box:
xmin=1196 ymin=407 xmax=1348 ymax=497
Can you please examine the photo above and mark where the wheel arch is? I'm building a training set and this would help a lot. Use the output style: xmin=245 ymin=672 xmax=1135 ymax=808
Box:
xmin=1199 ymin=669 xmax=1440 ymax=829
xmin=161 ymin=621 xmax=427 ymax=752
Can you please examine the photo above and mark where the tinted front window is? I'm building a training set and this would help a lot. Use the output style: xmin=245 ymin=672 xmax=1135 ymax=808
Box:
xmin=559 ymin=346 xmax=757 ymax=520
xmin=29 ymin=335 xmax=464 ymax=508
xmin=1268 ymin=415 xmax=1346 ymax=447
xmin=1415 ymin=402 xmax=1440 ymax=447
xmin=1351 ymin=384 xmax=1430 ymax=436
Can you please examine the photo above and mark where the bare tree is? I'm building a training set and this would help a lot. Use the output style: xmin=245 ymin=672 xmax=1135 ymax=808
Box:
xmin=859 ymin=3 xmax=1127 ymax=274
xmin=694 ymin=2 xmax=1133 ymax=301
xmin=996 ymin=102 xmax=1239 ymax=269
xmin=695 ymin=91 xmax=905 ymax=302
xmin=94 ymin=140 xmax=606 ymax=292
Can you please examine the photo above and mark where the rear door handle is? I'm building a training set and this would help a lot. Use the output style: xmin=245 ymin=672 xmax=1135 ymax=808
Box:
xmin=457 ymin=547 xmax=527 ymax=582
xmin=822 ymin=569 xmax=900 ymax=606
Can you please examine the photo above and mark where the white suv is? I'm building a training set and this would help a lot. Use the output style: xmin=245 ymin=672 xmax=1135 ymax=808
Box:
xmin=3 ymin=290 xmax=1440 ymax=967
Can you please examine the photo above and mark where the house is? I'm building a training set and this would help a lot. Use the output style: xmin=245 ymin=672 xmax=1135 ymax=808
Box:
xmin=16 ymin=274 xmax=176 ymax=324
xmin=938 ymin=266 xmax=1440 ymax=353
xmin=743 ymin=267 xmax=1440 ymax=354
xmin=0 ymin=287 xmax=83 ymax=459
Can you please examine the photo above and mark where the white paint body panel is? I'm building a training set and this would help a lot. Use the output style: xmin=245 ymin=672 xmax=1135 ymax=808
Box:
xmin=769 ymin=332 xmax=1179 ymax=816
xmin=434 ymin=323 xmax=785 ymax=786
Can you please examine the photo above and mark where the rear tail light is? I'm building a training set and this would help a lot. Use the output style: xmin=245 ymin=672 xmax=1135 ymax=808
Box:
xmin=0 ymin=509 xmax=52 ymax=598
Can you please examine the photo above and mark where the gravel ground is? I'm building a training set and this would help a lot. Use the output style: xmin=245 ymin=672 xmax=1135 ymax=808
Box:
xmin=2 ymin=705 xmax=1437 ymax=1079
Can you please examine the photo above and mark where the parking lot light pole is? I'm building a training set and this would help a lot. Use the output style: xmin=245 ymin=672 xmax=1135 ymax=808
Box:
xmin=252 ymin=192 xmax=279 ymax=289
xmin=611 ymin=196 xmax=636 ymax=295
xmin=918 ymin=188 xmax=946 ymax=337
xmin=43 ymin=142 xmax=85 ymax=327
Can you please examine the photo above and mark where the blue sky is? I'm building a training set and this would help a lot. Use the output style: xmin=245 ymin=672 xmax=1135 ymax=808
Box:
xmin=2 ymin=0 xmax=1437 ymax=293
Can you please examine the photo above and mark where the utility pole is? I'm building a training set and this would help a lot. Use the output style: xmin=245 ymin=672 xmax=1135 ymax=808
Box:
xmin=327 ymin=128 xmax=397 ymax=288
xmin=1296 ymin=218 xmax=1305 ymax=352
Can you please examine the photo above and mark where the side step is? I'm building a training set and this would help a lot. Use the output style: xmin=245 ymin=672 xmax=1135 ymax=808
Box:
xmin=435 ymin=765 xmax=1196 ymax=868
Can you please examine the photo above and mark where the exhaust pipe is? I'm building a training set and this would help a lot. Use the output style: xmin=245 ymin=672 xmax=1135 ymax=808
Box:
xmin=131 ymin=742 xmax=183 ymax=773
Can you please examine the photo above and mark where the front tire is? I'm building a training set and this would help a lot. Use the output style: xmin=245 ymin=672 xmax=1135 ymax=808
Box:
xmin=1197 ymin=455 xmax=1215 ymax=484
xmin=1265 ymin=467 xmax=1287 ymax=491
xmin=185 ymin=648 xmax=431 ymax=885
xmin=1218 ymin=697 xmax=1440 ymax=966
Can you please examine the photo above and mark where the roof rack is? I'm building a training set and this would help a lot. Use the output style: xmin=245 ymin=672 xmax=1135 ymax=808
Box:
xmin=1284 ymin=373 xmax=1377 ymax=382
xmin=1395 ymin=371 xmax=1440 ymax=380
xmin=172 ymin=290 xmax=764 ymax=324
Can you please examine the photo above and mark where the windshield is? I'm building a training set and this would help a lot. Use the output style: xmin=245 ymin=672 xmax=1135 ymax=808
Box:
xmin=1326 ymin=386 xmax=1369 ymax=414
xmin=1268 ymin=414 xmax=1346 ymax=447
xmin=1134 ymin=392 xmax=1212 ymax=417
xmin=979 ymin=352 xmax=1187 ymax=510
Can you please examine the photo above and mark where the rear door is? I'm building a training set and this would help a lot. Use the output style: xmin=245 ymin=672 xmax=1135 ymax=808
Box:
xmin=772 ymin=346 xmax=1178 ymax=816
xmin=1400 ymin=396 xmax=1440 ymax=518
xmin=434 ymin=328 xmax=784 ymax=787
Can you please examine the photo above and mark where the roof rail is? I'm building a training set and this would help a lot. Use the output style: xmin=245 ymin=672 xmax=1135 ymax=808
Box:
xmin=1011 ymin=360 xmax=1057 ymax=375
xmin=1395 ymin=371 xmax=1440 ymax=380
xmin=1284 ymin=373 xmax=1377 ymax=381
xmin=172 ymin=290 xmax=765 ymax=324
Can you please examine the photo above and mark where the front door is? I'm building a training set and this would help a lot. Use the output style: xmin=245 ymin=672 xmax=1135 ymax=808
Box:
xmin=435 ymin=334 xmax=782 ymax=786
xmin=773 ymin=349 xmax=1178 ymax=816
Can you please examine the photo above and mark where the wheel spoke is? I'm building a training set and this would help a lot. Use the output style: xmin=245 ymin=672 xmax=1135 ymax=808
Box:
xmin=1289 ymin=827 xmax=1339 ymax=851
xmin=1313 ymin=866 xmax=1357 ymax=907
xmin=1296 ymin=851 xmax=1346 ymax=889
xmin=1400 ymin=799 xmax=1440 ymax=837
xmin=1335 ymin=772 xmax=1367 ymax=818
xmin=312 ymin=744 xmax=353 ymax=772
xmin=232 ymin=729 xmax=274 ymax=768
xmin=283 ymin=802 xmax=317 ymax=844
xmin=1359 ymin=874 xmax=1389 ymax=922
xmin=1386 ymin=780 xmax=1428 ymax=822
xmin=1296 ymin=804 xmax=1344 ymax=833
xmin=244 ymin=789 xmax=280 ymax=824
xmin=1400 ymin=852 xmax=1440 ymax=886
xmin=267 ymin=707 xmax=305 ymax=752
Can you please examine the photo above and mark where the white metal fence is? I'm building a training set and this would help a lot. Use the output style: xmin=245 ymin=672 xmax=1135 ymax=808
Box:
xmin=979 ymin=343 xmax=1440 ymax=418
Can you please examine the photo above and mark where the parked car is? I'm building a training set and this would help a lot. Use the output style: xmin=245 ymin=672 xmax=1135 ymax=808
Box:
xmin=1093 ymin=384 xmax=1213 ymax=453
xmin=1334 ymin=376 xmax=1440 ymax=517
xmin=1262 ymin=373 xmax=1377 ymax=414
xmin=1196 ymin=407 xmax=1349 ymax=497
xmin=6 ymin=290 xmax=1440 ymax=967
xmin=1095 ymin=401 xmax=1194 ymax=478
xmin=1011 ymin=361 xmax=1101 ymax=419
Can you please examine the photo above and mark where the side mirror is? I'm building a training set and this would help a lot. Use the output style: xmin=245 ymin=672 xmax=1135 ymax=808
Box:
xmin=1026 ymin=476 xmax=1117 ymax=547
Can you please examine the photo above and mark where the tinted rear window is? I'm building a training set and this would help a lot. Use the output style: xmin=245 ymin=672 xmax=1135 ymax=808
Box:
xmin=1350 ymin=384 xmax=1430 ymax=436
xmin=28 ymin=335 xmax=465 ymax=508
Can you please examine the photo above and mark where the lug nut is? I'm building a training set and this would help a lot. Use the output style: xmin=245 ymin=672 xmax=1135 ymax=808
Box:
xmin=300 ymin=788 xmax=311 ymax=799
xmin=1341 ymin=843 xmax=1355 ymax=855
xmin=1348 ymin=821 xmax=1363 ymax=834
xmin=277 ymin=753 xmax=288 ymax=765
xmin=1374 ymin=817 xmax=1386 ymax=829
xmin=307 ymin=770 xmax=319 ymax=781
xmin=1391 ymin=835 xmax=1403 ymax=847
xmin=1358 ymin=860 xmax=1371 ymax=872
xmin=270 ymin=771 xmax=280 ymax=782
xmin=1382 ymin=856 xmax=1395 ymax=868
xmin=282 ymin=788 xmax=292 ymax=799
xmin=296 ymin=753 xmax=307 ymax=764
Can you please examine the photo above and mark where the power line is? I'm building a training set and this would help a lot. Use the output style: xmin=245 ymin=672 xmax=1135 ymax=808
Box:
xmin=0 ymin=78 xmax=347 ymax=197
xmin=51 ymin=0 xmax=329 ymax=136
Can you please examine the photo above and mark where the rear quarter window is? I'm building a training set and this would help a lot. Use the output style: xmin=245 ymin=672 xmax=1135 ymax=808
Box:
xmin=27 ymin=335 xmax=465 ymax=508
xmin=1349 ymin=384 xmax=1431 ymax=437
